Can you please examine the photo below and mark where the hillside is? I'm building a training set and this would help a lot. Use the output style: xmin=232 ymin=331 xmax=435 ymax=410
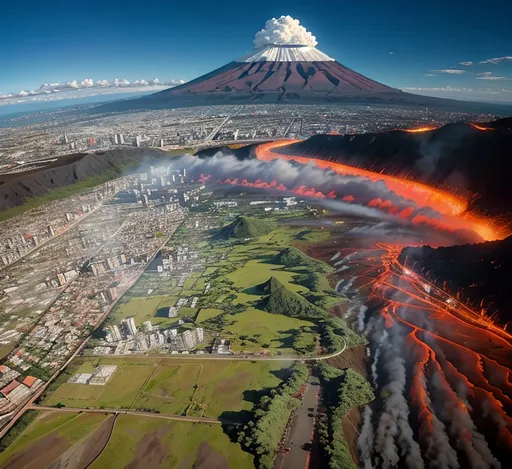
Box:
xmin=0 ymin=148 xmax=170 ymax=213
xmin=399 ymin=235 xmax=512 ymax=330
xmin=274 ymin=247 xmax=331 ymax=273
xmin=258 ymin=276 xmax=326 ymax=319
xmin=219 ymin=216 xmax=275 ymax=239
xmin=273 ymin=119 xmax=512 ymax=215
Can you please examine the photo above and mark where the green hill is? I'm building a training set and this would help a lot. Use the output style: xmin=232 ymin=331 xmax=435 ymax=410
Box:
xmin=258 ymin=277 xmax=327 ymax=319
xmin=273 ymin=247 xmax=331 ymax=273
xmin=219 ymin=216 xmax=275 ymax=239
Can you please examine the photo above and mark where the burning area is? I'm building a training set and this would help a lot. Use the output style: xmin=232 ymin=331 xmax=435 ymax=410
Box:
xmin=166 ymin=140 xmax=512 ymax=468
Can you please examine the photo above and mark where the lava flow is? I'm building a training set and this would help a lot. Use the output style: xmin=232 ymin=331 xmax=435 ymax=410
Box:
xmin=331 ymin=242 xmax=512 ymax=469
xmin=255 ymin=140 xmax=505 ymax=241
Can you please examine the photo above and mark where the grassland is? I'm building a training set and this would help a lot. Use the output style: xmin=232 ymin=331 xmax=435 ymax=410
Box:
xmin=89 ymin=415 xmax=254 ymax=469
xmin=0 ymin=411 xmax=108 ymax=468
xmin=225 ymin=308 xmax=316 ymax=354
xmin=44 ymin=358 xmax=288 ymax=419
xmin=196 ymin=308 xmax=224 ymax=322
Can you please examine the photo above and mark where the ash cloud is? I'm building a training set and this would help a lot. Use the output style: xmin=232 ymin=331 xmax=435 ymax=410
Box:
xmin=253 ymin=15 xmax=318 ymax=48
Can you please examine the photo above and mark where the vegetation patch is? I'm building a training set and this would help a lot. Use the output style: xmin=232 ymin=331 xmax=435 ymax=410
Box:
xmin=237 ymin=363 xmax=309 ymax=469
xmin=219 ymin=216 xmax=275 ymax=239
xmin=316 ymin=364 xmax=375 ymax=469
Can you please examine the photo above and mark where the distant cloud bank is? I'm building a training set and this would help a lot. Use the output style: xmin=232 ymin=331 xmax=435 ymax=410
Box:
xmin=0 ymin=78 xmax=185 ymax=106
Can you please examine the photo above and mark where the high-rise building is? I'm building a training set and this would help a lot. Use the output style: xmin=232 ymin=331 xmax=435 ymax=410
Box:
xmin=118 ymin=134 xmax=125 ymax=144
xmin=108 ymin=325 xmax=122 ymax=341
xmin=143 ymin=321 xmax=152 ymax=333
xmin=89 ymin=136 xmax=95 ymax=147
xmin=196 ymin=328 xmax=204 ymax=343
xmin=135 ymin=332 xmax=148 ymax=351
xmin=182 ymin=330 xmax=197 ymax=350
xmin=120 ymin=316 xmax=137 ymax=337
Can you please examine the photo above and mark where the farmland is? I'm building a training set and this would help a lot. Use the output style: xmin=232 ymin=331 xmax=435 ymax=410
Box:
xmin=89 ymin=415 xmax=255 ymax=469
xmin=44 ymin=357 xmax=290 ymax=419
xmin=0 ymin=411 xmax=109 ymax=469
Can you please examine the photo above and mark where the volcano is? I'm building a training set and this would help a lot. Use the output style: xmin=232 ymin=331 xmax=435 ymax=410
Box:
xmin=98 ymin=16 xmax=500 ymax=112
xmin=155 ymin=42 xmax=400 ymax=101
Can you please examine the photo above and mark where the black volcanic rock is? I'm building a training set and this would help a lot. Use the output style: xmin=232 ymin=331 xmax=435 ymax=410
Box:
xmin=274 ymin=119 xmax=512 ymax=215
xmin=399 ymin=236 xmax=512 ymax=330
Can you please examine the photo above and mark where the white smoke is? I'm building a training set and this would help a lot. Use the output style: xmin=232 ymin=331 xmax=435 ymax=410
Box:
xmin=253 ymin=15 xmax=318 ymax=48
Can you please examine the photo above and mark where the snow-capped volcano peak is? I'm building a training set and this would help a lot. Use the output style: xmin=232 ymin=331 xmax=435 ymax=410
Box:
xmin=237 ymin=44 xmax=335 ymax=63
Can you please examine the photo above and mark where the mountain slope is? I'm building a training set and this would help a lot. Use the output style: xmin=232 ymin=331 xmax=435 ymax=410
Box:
xmin=273 ymin=119 xmax=512 ymax=215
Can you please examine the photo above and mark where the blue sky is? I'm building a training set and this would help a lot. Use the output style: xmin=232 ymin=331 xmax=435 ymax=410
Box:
xmin=1 ymin=0 xmax=511 ymax=103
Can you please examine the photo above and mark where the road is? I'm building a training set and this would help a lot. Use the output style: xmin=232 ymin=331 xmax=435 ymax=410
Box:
xmin=0 ymin=217 xmax=185 ymax=439
xmin=27 ymin=405 xmax=225 ymax=425
xmin=276 ymin=376 xmax=321 ymax=469
xmin=87 ymin=337 xmax=347 ymax=362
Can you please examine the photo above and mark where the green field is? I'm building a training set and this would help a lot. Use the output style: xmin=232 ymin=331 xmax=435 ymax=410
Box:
xmin=226 ymin=259 xmax=308 ymax=294
xmin=225 ymin=308 xmax=316 ymax=354
xmin=196 ymin=308 xmax=224 ymax=323
xmin=45 ymin=361 xmax=157 ymax=409
xmin=111 ymin=295 xmax=186 ymax=327
xmin=0 ymin=411 xmax=108 ymax=468
xmin=44 ymin=358 xmax=288 ymax=419
xmin=89 ymin=415 xmax=254 ymax=469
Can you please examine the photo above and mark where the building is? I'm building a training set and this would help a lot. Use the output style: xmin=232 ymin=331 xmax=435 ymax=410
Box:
xmin=108 ymin=325 xmax=122 ymax=341
xmin=135 ymin=333 xmax=148 ymax=351
xmin=143 ymin=321 xmax=153 ymax=333
xmin=196 ymin=327 xmax=204 ymax=343
xmin=120 ymin=316 xmax=137 ymax=337
xmin=182 ymin=330 xmax=197 ymax=350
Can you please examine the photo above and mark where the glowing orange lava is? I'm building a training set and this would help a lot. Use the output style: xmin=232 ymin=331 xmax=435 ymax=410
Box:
xmin=469 ymin=123 xmax=495 ymax=131
xmin=335 ymin=242 xmax=512 ymax=462
xmin=255 ymin=140 xmax=506 ymax=241
xmin=401 ymin=126 xmax=439 ymax=133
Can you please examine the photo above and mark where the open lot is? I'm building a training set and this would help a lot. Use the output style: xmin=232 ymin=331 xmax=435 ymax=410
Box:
xmin=89 ymin=415 xmax=255 ymax=469
xmin=44 ymin=358 xmax=290 ymax=419
xmin=0 ymin=411 xmax=108 ymax=469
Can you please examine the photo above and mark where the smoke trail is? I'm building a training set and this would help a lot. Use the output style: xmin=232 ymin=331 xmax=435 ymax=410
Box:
xmin=359 ymin=405 xmax=376 ymax=469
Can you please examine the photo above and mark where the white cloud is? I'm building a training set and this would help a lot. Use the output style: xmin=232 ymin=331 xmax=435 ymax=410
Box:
xmin=459 ymin=61 xmax=473 ymax=66
xmin=477 ymin=76 xmax=509 ymax=80
xmin=80 ymin=78 xmax=94 ymax=87
xmin=0 ymin=77 xmax=185 ymax=105
xmin=389 ymin=52 xmax=394 ymax=55
xmin=253 ymin=15 xmax=317 ymax=48
xmin=430 ymin=69 xmax=467 ymax=74
xmin=425 ymin=73 xmax=437 ymax=77
xmin=476 ymin=71 xmax=509 ymax=80
xmin=479 ymin=56 xmax=512 ymax=64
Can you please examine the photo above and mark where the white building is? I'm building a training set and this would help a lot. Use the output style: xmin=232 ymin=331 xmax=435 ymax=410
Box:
xmin=108 ymin=325 xmax=122 ymax=341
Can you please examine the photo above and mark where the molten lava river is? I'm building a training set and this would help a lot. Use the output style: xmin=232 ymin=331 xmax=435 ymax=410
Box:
xmin=251 ymin=141 xmax=512 ymax=469
xmin=190 ymin=139 xmax=512 ymax=468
